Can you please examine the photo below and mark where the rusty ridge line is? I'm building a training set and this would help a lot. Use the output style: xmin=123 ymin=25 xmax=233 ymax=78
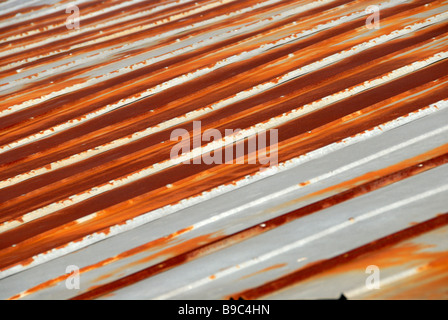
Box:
xmin=1 ymin=0 xmax=447 ymax=299
xmin=230 ymin=212 xmax=448 ymax=300
xmin=0 ymin=0 xmax=440 ymax=270
xmin=0 ymin=28 xmax=444 ymax=228
xmin=0 ymin=0 xmax=438 ymax=115
xmin=1 ymin=4 xmax=442 ymax=246
xmin=71 ymin=152 xmax=448 ymax=300
xmin=0 ymin=0 xmax=286 ymax=71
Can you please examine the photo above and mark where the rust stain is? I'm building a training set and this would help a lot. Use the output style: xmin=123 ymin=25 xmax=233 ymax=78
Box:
xmin=290 ymin=143 xmax=448 ymax=207
xmin=385 ymin=271 xmax=448 ymax=300
xmin=1 ymin=0 xmax=447 ymax=300
xmin=7 ymin=226 xmax=195 ymax=299
xmin=2 ymin=150 xmax=448 ymax=280
xmin=325 ymin=243 xmax=447 ymax=277
xmin=362 ymin=254 xmax=448 ymax=300
xmin=228 ymin=213 xmax=448 ymax=300
xmin=90 ymin=230 xmax=217 ymax=286
xmin=241 ymin=263 xmax=288 ymax=280
xmin=74 ymin=232 xmax=226 ymax=300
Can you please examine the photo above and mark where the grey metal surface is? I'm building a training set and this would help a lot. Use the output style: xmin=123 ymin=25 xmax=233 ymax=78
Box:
xmin=0 ymin=0 xmax=447 ymax=300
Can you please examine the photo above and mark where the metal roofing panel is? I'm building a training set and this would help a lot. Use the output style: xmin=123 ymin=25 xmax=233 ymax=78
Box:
xmin=0 ymin=0 xmax=447 ymax=300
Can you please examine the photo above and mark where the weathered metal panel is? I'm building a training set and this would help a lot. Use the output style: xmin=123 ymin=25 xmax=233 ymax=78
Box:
xmin=0 ymin=0 xmax=447 ymax=300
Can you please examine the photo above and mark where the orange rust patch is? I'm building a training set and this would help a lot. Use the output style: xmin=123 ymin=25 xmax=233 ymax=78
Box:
xmin=241 ymin=263 xmax=287 ymax=280
xmin=364 ymin=255 xmax=448 ymax=300
xmin=8 ymin=255 xmax=117 ymax=300
xmin=115 ymin=226 xmax=195 ymax=261
xmin=269 ymin=143 xmax=448 ymax=214
xmin=90 ymin=231 xmax=217 ymax=286
xmin=386 ymin=273 xmax=448 ymax=300
xmin=228 ymin=214 xmax=448 ymax=300
xmin=2 ymin=1 xmax=448 ymax=300
xmin=7 ymin=226 xmax=195 ymax=299
xmin=74 ymin=231 xmax=228 ymax=300
xmin=323 ymin=243 xmax=447 ymax=278
xmin=306 ymin=143 xmax=448 ymax=201
xmin=130 ymin=232 xmax=218 ymax=268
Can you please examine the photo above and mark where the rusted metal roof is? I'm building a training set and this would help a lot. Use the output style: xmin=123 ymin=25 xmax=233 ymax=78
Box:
xmin=0 ymin=0 xmax=447 ymax=300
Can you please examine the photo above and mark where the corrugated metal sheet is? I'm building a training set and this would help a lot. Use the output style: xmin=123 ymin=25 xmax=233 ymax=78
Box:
xmin=0 ymin=0 xmax=447 ymax=300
